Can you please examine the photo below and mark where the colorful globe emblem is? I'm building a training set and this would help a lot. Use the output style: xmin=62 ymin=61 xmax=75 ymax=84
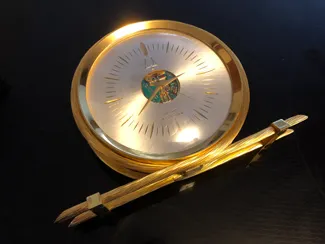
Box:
xmin=141 ymin=70 xmax=180 ymax=103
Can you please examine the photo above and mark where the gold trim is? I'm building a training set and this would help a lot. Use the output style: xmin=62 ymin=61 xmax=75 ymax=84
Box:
xmin=70 ymin=20 xmax=250 ymax=178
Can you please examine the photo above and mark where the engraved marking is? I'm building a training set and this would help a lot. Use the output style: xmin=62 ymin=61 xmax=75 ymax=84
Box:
xmin=152 ymin=43 xmax=154 ymax=50
xmin=118 ymin=56 xmax=128 ymax=64
xmin=205 ymin=91 xmax=218 ymax=95
xmin=191 ymin=55 xmax=198 ymax=61
xmin=185 ymin=51 xmax=195 ymax=60
xmin=129 ymin=119 xmax=134 ymax=127
xmin=106 ymin=95 xmax=115 ymax=98
xmin=150 ymin=123 xmax=154 ymax=138
xmin=117 ymin=60 xmax=125 ymax=66
xmin=133 ymin=49 xmax=139 ymax=56
xmin=194 ymin=58 xmax=201 ymax=64
xmin=121 ymin=115 xmax=133 ymax=127
xmin=145 ymin=124 xmax=149 ymax=135
xmin=190 ymin=116 xmax=197 ymax=124
xmin=162 ymin=125 xmax=164 ymax=136
xmin=134 ymin=121 xmax=139 ymax=130
xmin=194 ymin=109 xmax=208 ymax=120
xmin=106 ymin=81 xmax=116 ymax=84
xmin=196 ymin=62 xmax=205 ymax=67
xmin=204 ymin=100 xmax=213 ymax=104
xmin=166 ymin=42 xmax=169 ymax=53
xmin=112 ymin=68 xmax=119 ymax=73
xmin=105 ymin=77 xmax=119 ymax=81
xmin=171 ymin=44 xmax=174 ymax=52
xmin=197 ymin=69 xmax=215 ymax=75
xmin=106 ymin=91 xmax=116 ymax=93
xmin=200 ymin=107 xmax=208 ymax=113
xmin=139 ymin=123 xmax=144 ymax=133
xmin=114 ymin=65 xmax=121 ymax=69
xmin=204 ymin=104 xmax=212 ymax=109
xmin=175 ymin=45 xmax=179 ymax=53
xmin=207 ymin=96 xmax=215 ymax=99
xmin=119 ymin=114 xmax=127 ymax=121
xmin=198 ymin=65 xmax=208 ymax=70
xmin=167 ymin=125 xmax=170 ymax=135
xmin=128 ymin=51 xmax=133 ymax=57
xmin=156 ymin=125 xmax=159 ymax=135
xmin=109 ymin=72 xmax=118 ymax=77
xmin=193 ymin=113 xmax=201 ymax=121
xmin=180 ymin=47 xmax=184 ymax=55
xmin=125 ymin=55 xmax=131 ymax=61
xmin=183 ymin=50 xmax=188 ymax=56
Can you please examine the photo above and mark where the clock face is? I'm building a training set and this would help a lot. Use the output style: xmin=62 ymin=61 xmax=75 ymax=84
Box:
xmin=85 ymin=30 xmax=233 ymax=159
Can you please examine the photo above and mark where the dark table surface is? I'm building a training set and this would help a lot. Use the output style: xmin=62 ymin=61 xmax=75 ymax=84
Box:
xmin=1 ymin=1 xmax=325 ymax=243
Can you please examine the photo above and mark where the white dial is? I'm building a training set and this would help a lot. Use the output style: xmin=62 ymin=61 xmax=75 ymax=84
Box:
xmin=86 ymin=31 xmax=232 ymax=158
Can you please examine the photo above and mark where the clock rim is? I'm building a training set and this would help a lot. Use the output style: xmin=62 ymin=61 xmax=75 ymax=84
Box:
xmin=70 ymin=20 xmax=250 ymax=171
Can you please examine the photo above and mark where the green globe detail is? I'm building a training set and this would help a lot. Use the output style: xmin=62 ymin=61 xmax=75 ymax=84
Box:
xmin=141 ymin=70 xmax=180 ymax=103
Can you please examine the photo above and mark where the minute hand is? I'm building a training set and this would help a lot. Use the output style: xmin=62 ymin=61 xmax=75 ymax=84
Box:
xmin=156 ymin=72 xmax=185 ymax=87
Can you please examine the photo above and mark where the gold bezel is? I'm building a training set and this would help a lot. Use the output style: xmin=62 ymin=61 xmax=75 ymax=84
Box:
xmin=71 ymin=20 xmax=250 ymax=178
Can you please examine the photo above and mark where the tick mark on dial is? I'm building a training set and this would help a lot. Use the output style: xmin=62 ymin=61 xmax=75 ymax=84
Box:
xmin=194 ymin=58 xmax=202 ymax=64
xmin=114 ymin=65 xmax=121 ymax=69
xmin=112 ymin=68 xmax=120 ymax=73
xmin=145 ymin=124 xmax=149 ymax=135
xmin=134 ymin=121 xmax=139 ymax=130
xmin=119 ymin=114 xmax=127 ymax=121
xmin=105 ymin=77 xmax=119 ymax=81
xmin=121 ymin=115 xmax=133 ymax=127
xmin=106 ymin=95 xmax=115 ymax=98
xmin=106 ymin=82 xmax=116 ymax=84
xmin=183 ymin=50 xmax=188 ymax=57
xmin=166 ymin=42 xmax=169 ymax=53
xmin=150 ymin=123 xmax=154 ymax=138
xmin=162 ymin=125 xmax=164 ymax=136
xmin=197 ymin=69 xmax=215 ymax=75
xmin=140 ymin=42 xmax=148 ymax=56
xmin=198 ymin=65 xmax=208 ymax=70
xmin=200 ymin=107 xmax=208 ymax=113
xmin=156 ymin=125 xmax=159 ymax=136
xmin=190 ymin=116 xmax=197 ymax=124
xmin=171 ymin=44 xmax=174 ymax=52
xmin=106 ymin=91 xmax=116 ymax=94
xmin=139 ymin=123 xmax=144 ymax=133
xmin=206 ymin=96 xmax=215 ymax=100
xmin=185 ymin=51 xmax=195 ymax=60
xmin=128 ymin=51 xmax=133 ymax=57
xmin=205 ymin=91 xmax=218 ymax=95
xmin=128 ymin=119 xmax=135 ymax=127
xmin=125 ymin=54 xmax=131 ymax=61
xmin=167 ymin=125 xmax=170 ymax=136
xmin=175 ymin=45 xmax=179 ymax=53
xmin=196 ymin=62 xmax=205 ymax=67
xmin=194 ymin=109 xmax=208 ymax=120
xmin=133 ymin=49 xmax=139 ymax=56
xmin=204 ymin=104 xmax=212 ymax=109
xmin=117 ymin=60 xmax=125 ymax=67
xmin=191 ymin=55 xmax=198 ymax=61
xmin=179 ymin=47 xmax=184 ymax=55
xmin=193 ymin=113 xmax=200 ymax=121
xmin=109 ymin=72 xmax=118 ymax=77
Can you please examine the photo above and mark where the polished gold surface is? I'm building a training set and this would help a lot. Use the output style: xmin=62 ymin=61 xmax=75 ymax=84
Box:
xmin=55 ymin=115 xmax=308 ymax=226
xmin=71 ymin=20 xmax=250 ymax=178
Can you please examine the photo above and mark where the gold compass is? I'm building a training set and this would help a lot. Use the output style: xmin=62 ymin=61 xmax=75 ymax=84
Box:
xmin=71 ymin=20 xmax=249 ymax=179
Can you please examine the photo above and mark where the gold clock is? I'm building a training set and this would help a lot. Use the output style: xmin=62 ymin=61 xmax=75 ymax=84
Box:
xmin=71 ymin=20 xmax=250 ymax=179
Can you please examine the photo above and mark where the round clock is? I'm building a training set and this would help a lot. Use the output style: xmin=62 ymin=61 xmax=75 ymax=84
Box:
xmin=71 ymin=20 xmax=250 ymax=179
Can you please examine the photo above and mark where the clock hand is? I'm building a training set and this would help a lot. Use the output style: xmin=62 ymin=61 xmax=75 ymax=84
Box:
xmin=155 ymin=72 xmax=185 ymax=87
xmin=138 ymin=73 xmax=185 ymax=116
xmin=138 ymin=86 xmax=161 ymax=115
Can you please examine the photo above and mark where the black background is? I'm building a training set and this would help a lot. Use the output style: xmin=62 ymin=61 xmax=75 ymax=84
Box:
xmin=1 ymin=1 xmax=325 ymax=243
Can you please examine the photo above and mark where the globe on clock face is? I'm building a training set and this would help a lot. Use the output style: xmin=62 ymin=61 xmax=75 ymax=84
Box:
xmin=73 ymin=21 xmax=249 ymax=164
